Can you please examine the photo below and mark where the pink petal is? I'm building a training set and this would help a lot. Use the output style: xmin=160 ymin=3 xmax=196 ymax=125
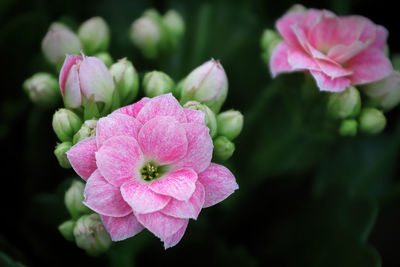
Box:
xmin=310 ymin=70 xmax=351 ymax=92
xmin=161 ymin=182 xmax=205 ymax=219
xmin=340 ymin=16 xmax=374 ymax=45
xmin=59 ymin=55 xmax=82 ymax=94
xmin=101 ymin=214 xmax=144 ymax=241
xmin=138 ymin=116 xmax=188 ymax=164
xmin=184 ymin=109 xmax=205 ymax=125
xmin=149 ymin=168 xmax=197 ymax=201
xmin=287 ymin=49 xmax=320 ymax=71
xmin=136 ymin=94 xmax=187 ymax=124
xmin=308 ymin=14 xmax=340 ymax=52
xmin=276 ymin=12 xmax=305 ymax=49
xmin=347 ymin=48 xmax=393 ymax=85
xmin=114 ymin=97 xmax=150 ymax=118
xmin=370 ymin=25 xmax=388 ymax=51
xmin=198 ymin=163 xmax=238 ymax=208
xmin=96 ymin=136 xmax=144 ymax=187
xmin=96 ymin=113 xmax=143 ymax=148
xmin=269 ymin=42 xmax=293 ymax=77
xmin=173 ymin=123 xmax=213 ymax=173
xmin=66 ymin=137 xmax=97 ymax=181
xmin=316 ymin=59 xmax=352 ymax=79
xmin=327 ymin=41 xmax=370 ymax=64
xmin=121 ymin=179 xmax=171 ymax=214
xmin=163 ymin=220 xmax=189 ymax=249
xmin=84 ymin=170 xmax=131 ymax=217
xmin=136 ymin=212 xmax=187 ymax=241
xmin=63 ymin=64 xmax=82 ymax=108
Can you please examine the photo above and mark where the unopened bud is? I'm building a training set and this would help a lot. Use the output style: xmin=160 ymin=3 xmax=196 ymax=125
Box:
xmin=54 ymin=142 xmax=72 ymax=168
xmin=183 ymin=101 xmax=217 ymax=137
xmin=363 ymin=71 xmax=400 ymax=111
xmin=143 ymin=71 xmax=174 ymax=98
xmin=181 ymin=59 xmax=228 ymax=113
xmin=213 ymin=136 xmax=235 ymax=161
xmin=52 ymin=109 xmax=82 ymax=142
xmin=261 ymin=29 xmax=282 ymax=63
xmin=73 ymin=214 xmax=111 ymax=256
xmin=59 ymin=220 xmax=76 ymax=242
xmin=42 ymin=23 xmax=81 ymax=68
xmin=65 ymin=180 xmax=91 ymax=219
xmin=73 ymin=119 xmax=98 ymax=144
xmin=359 ymin=108 xmax=386 ymax=134
xmin=78 ymin=17 xmax=110 ymax=55
xmin=23 ymin=72 xmax=60 ymax=108
xmin=339 ymin=119 xmax=357 ymax=137
xmin=163 ymin=10 xmax=185 ymax=45
xmin=109 ymin=58 xmax=139 ymax=105
xmin=94 ymin=52 xmax=113 ymax=67
xmin=327 ymin=86 xmax=361 ymax=119
xmin=217 ymin=110 xmax=243 ymax=140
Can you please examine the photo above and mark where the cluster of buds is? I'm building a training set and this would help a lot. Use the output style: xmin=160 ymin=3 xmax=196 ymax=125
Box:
xmin=140 ymin=59 xmax=243 ymax=161
xmin=58 ymin=180 xmax=111 ymax=256
xmin=130 ymin=9 xmax=185 ymax=58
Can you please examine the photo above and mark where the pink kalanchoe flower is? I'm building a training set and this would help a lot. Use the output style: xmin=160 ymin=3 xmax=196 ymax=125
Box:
xmin=270 ymin=7 xmax=393 ymax=92
xmin=66 ymin=94 xmax=238 ymax=248
xmin=59 ymin=54 xmax=115 ymax=108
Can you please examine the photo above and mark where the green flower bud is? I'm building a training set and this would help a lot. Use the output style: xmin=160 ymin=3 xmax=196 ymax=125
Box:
xmin=213 ymin=136 xmax=235 ymax=161
xmin=54 ymin=142 xmax=72 ymax=168
xmin=143 ymin=71 xmax=175 ymax=98
xmin=52 ymin=109 xmax=82 ymax=142
xmin=261 ymin=29 xmax=281 ymax=63
xmin=109 ymin=58 xmax=139 ymax=105
xmin=73 ymin=119 xmax=98 ymax=144
xmin=286 ymin=4 xmax=307 ymax=14
xmin=78 ymin=17 xmax=110 ymax=55
xmin=23 ymin=72 xmax=60 ymax=108
xmin=183 ymin=101 xmax=217 ymax=138
xmin=163 ymin=10 xmax=185 ymax=46
xmin=41 ymin=23 xmax=82 ymax=68
xmin=327 ymin=86 xmax=361 ymax=119
xmin=216 ymin=110 xmax=244 ymax=140
xmin=73 ymin=214 xmax=111 ymax=256
xmin=58 ymin=220 xmax=76 ymax=242
xmin=94 ymin=52 xmax=113 ymax=67
xmin=65 ymin=180 xmax=91 ymax=219
xmin=359 ymin=108 xmax=386 ymax=134
xmin=181 ymin=59 xmax=228 ymax=113
xmin=339 ymin=119 xmax=358 ymax=137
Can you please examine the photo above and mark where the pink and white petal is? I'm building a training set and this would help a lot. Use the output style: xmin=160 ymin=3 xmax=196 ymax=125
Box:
xmin=121 ymin=180 xmax=171 ymax=214
xmin=136 ymin=212 xmax=187 ymax=241
xmin=339 ymin=16 xmax=373 ymax=45
xmin=161 ymin=182 xmax=205 ymax=220
xmin=370 ymin=25 xmax=388 ymax=51
xmin=347 ymin=48 xmax=393 ymax=85
xmin=84 ymin=170 xmax=132 ymax=217
xmin=149 ymin=168 xmax=197 ymax=201
xmin=316 ymin=59 xmax=353 ymax=79
xmin=184 ymin=109 xmax=205 ymax=125
xmin=308 ymin=14 xmax=340 ymax=51
xmin=136 ymin=94 xmax=187 ymax=124
xmin=327 ymin=41 xmax=370 ymax=64
xmin=66 ymin=137 xmax=97 ymax=181
xmin=113 ymin=97 xmax=150 ymax=118
xmin=101 ymin=214 xmax=144 ymax=241
xmin=269 ymin=42 xmax=294 ymax=77
xmin=287 ymin=49 xmax=320 ymax=71
xmin=198 ymin=163 xmax=239 ymax=208
xmin=276 ymin=12 xmax=305 ymax=49
xmin=59 ymin=54 xmax=82 ymax=93
xmin=96 ymin=136 xmax=144 ymax=187
xmin=63 ymin=64 xmax=82 ymax=108
xmin=310 ymin=70 xmax=351 ymax=92
xmin=163 ymin=220 xmax=189 ymax=249
xmin=96 ymin=113 xmax=143 ymax=148
xmin=173 ymin=123 xmax=213 ymax=173
xmin=138 ymin=116 xmax=188 ymax=164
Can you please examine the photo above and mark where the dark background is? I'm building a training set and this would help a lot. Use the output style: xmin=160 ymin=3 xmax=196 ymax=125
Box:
xmin=1 ymin=0 xmax=400 ymax=266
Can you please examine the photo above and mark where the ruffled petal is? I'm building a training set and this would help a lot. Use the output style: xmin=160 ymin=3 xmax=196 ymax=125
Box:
xmin=370 ymin=25 xmax=388 ymax=51
xmin=101 ymin=213 xmax=144 ymax=241
xmin=310 ymin=70 xmax=351 ymax=92
xmin=66 ymin=137 xmax=97 ymax=181
xmin=198 ymin=163 xmax=238 ymax=208
xmin=163 ymin=220 xmax=189 ymax=249
xmin=184 ymin=109 xmax=205 ymax=125
xmin=113 ymin=97 xmax=150 ymax=118
xmin=269 ymin=42 xmax=294 ymax=77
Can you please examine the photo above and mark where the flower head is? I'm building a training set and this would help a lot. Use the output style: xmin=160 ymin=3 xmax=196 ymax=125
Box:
xmin=270 ymin=7 xmax=393 ymax=92
xmin=67 ymin=94 xmax=238 ymax=248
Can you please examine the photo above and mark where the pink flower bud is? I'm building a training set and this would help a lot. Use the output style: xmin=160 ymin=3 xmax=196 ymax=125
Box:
xmin=59 ymin=55 xmax=115 ymax=108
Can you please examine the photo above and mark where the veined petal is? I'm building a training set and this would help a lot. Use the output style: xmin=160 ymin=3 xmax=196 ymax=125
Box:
xmin=101 ymin=214 xmax=144 ymax=241
xmin=184 ymin=109 xmax=205 ymax=125
xmin=114 ymin=97 xmax=150 ymax=118
xmin=310 ymin=70 xmax=351 ymax=92
xmin=66 ymin=137 xmax=97 ymax=181
xmin=163 ymin=220 xmax=189 ymax=249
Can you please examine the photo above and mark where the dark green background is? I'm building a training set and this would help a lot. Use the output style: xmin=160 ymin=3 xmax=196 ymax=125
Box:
xmin=1 ymin=0 xmax=400 ymax=266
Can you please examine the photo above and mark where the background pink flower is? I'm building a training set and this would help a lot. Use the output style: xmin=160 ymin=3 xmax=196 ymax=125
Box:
xmin=270 ymin=8 xmax=393 ymax=92
xmin=66 ymin=94 xmax=238 ymax=248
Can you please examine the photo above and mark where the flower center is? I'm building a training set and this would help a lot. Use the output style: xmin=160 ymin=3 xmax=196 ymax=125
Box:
xmin=140 ymin=162 xmax=160 ymax=181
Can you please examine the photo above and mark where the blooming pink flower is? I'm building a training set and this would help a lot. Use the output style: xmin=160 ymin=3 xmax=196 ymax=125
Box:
xmin=67 ymin=94 xmax=238 ymax=248
xmin=270 ymin=8 xmax=393 ymax=92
